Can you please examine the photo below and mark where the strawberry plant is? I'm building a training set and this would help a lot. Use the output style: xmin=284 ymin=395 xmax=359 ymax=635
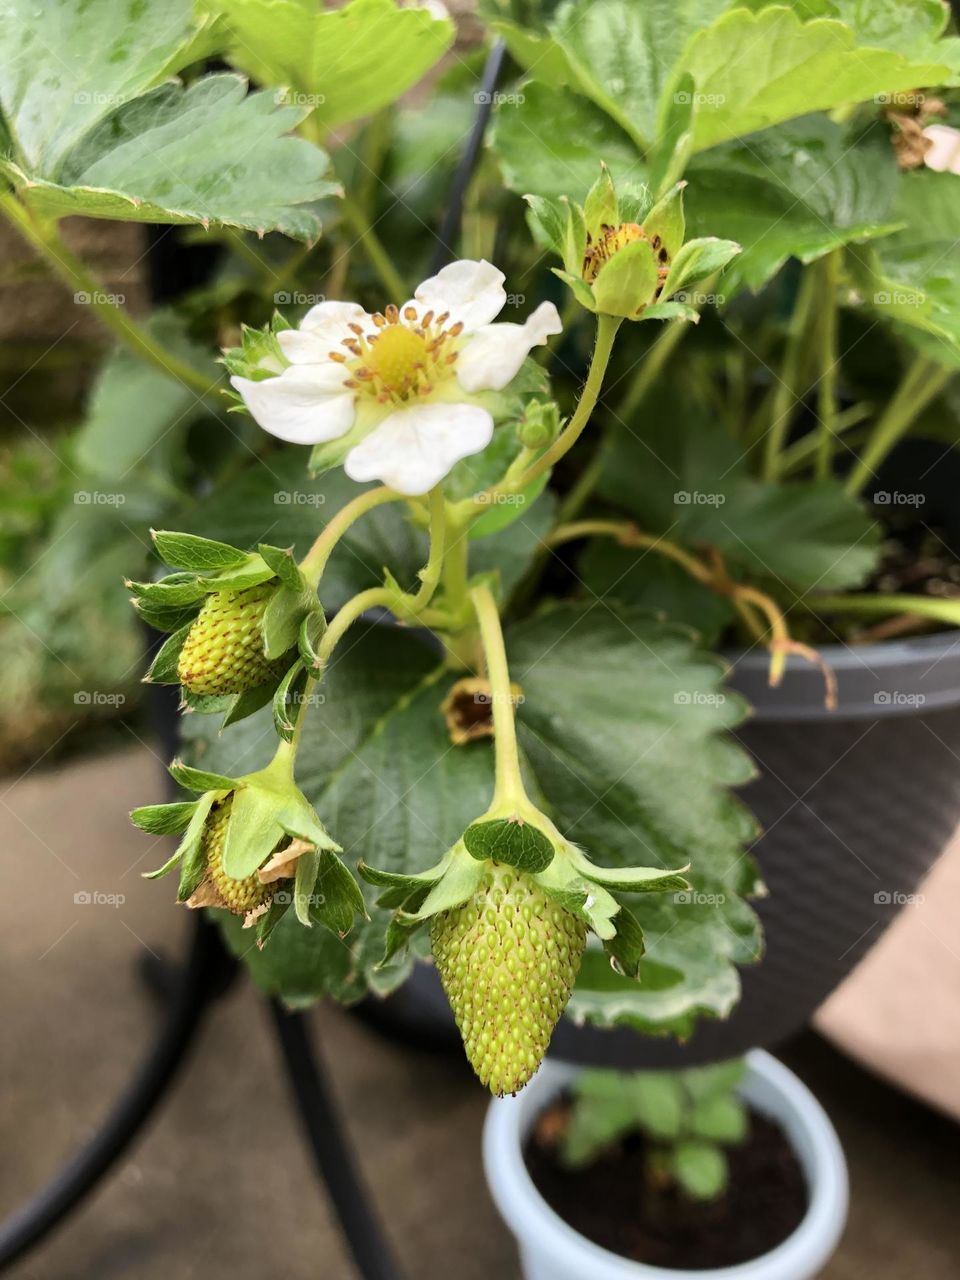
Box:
xmin=4 ymin=0 xmax=959 ymax=1095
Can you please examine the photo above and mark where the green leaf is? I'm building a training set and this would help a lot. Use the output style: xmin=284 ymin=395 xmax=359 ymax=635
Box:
xmin=3 ymin=70 xmax=338 ymax=239
xmin=208 ymin=0 xmax=454 ymax=134
xmin=592 ymin=237 xmax=659 ymax=318
xmin=74 ymin=314 xmax=220 ymax=479
xmin=310 ymin=850 xmax=367 ymax=936
xmin=507 ymin=604 xmax=762 ymax=1036
xmin=491 ymin=80 xmax=644 ymax=202
xmin=671 ymin=1140 xmax=728 ymax=1201
xmin=152 ymin=531 xmax=248 ymax=573
xmin=597 ymin=403 xmax=881 ymax=591
xmin=685 ymin=118 xmax=902 ymax=294
xmin=689 ymin=1094 xmax=748 ymax=1143
xmin=257 ymin=543 xmax=303 ymax=590
xmin=660 ymin=237 xmax=741 ymax=300
xmin=667 ymin=6 xmax=957 ymax=154
xmin=130 ymin=801 xmax=197 ymax=836
xmin=463 ymin=818 xmax=555 ymax=872
xmin=0 ymin=0 xmax=202 ymax=175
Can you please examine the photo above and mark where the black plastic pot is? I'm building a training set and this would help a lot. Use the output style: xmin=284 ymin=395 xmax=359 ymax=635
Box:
xmin=359 ymin=631 xmax=960 ymax=1069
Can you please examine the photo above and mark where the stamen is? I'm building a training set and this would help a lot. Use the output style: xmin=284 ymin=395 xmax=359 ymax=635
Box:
xmin=328 ymin=351 xmax=347 ymax=363
xmin=385 ymin=304 xmax=399 ymax=323
xmin=403 ymin=305 xmax=417 ymax=322
xmin=448 ymin=321 xmax=464 ymax=337
xmin=372 ymin=313 xmax=386 ymax=327
xmin=421 ymin=310 xmax=434 ymax=328
xmin=436 ymin=312 xmax=449 ymax=325
xmin=348 ymin=323 xmax=365 ymax=336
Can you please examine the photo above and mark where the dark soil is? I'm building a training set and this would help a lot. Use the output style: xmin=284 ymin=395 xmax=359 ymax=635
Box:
xmin=525 ymin=1095 xmax=808 ymax=1271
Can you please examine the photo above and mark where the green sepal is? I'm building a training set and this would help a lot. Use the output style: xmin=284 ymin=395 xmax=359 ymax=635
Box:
xmin=641 ymin=301 xmax=701 ymax=324
xmin=152 ymin=530 xmax=248 ymax=573
xmin=220 ymin=681 xmax=275 ymax=731
xmin=180 ymin=688 xmax=235 ymax=715
xmin=358 ymin=855 xmax=447 ymax=910
xmin=200 ymin=554 xmax=276 ymax=593
xmin=570 ymin=850 xmax=691 ymax=895
xmin=262 ymin=584 xmax=319 ymax=660
xmin=132 ymin=597 xmax=199 ymax=633
xmin=583 ymin=164 xmax=619 ymax=237
xmin=142 ymin=847 xmax=185 ymax=881
xmin=222 ymin=784 xmax=286 ymax=879
xmin=298 ymin=608 xmax=327 ymax=671
xmin=397 ymin=843 xmax=484 ymax=922
xmin=562 ymin=199 xmax=587 ymax=277
xmin=524 ymin=193 xmax=567 ymax=258
xmin=130 ymin=577 xmax=209 ymax=608
xmin=601 ymin=903 xmax=645 ymax=978
xmin=378 ymin=913 xmax=427 ymax=968
xmin=276 ymin=788 xmax=341 ymax=853
xmin=168 ymin=760 xmax=237 ymax=793
xmin=538 ymin=874 xmax=621 ymax=940
xmin=257 ymin=543 xmax=303 ymax=590
xmin=144 ymin=621 xmax=193 ymax=685
xmin=294 ymin=846 xmax=320 ymax=927
xmin=273 ymin=659 xmax=307 ymax=741
xmin=309 ymin=851 xmax=368 ymax=937
xmin=130 ymin=801 xmax=197 ymax=836
xmin=255 ymin=894 xmax=292 ymax=949
xmin=463 ymin=817 xmax=554 ymax=873
xmin=592 ymin=237 xmax=659 ymax=318
xmin=643 ymin=181 xmax=687 ymax=259
xmin=660 ymin=237 xmax=741 ymax=300
xmin=552 ymin=268 xmax=596 ymax=312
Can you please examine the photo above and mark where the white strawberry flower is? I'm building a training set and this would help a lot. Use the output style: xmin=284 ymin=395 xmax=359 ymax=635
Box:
xmin=230 ymin=260 xmax=562 ymax=496
xmin=922 ymin=124 xmax=960 ymax=175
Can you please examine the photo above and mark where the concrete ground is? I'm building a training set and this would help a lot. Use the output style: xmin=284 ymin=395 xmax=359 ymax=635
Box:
xmin=2 ymin=744 xmax=958 ymax=1280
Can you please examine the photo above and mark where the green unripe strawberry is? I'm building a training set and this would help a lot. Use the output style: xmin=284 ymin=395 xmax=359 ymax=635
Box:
xmin=177 ymin=583 xmax=281 ymax=697
xmin=430 ymin=863 xmax=586 ymax=1096
xmin=202 ymin=797 xmax=273 ymax=916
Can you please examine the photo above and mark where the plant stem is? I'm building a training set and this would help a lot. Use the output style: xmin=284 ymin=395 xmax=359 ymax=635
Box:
xmin=778 ymin=401 xmax=871 ymax=477
xmin=474 ymin=313 xmax=622 ymax=510
xmin=546 ymin=520 xmax=714 ymax=584
xmin=341 ymin=196 xmax=408 ymax=304
xmin=801 ymin=592 xmax=960 ymax=629
xmin=470 ymin=582 xmax=527 ymax=810
xmin=815 ymin=251 xmax=840 ymax=480
xmin=0 ymin=192 xmax=216 ymax=398
xmin=408 ymin=486 xmax=447 ymax=610
xmin=300 ymin=486 xmax=402 ymax=586
xmin=844 ymin=357 xmax=953 ymax=495
xmin=761 ymin=266 xmax=820 ymax=481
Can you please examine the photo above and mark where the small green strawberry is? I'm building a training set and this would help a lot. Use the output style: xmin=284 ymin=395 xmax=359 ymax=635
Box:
xmin=200 ymin=796 xmax=274 ymax=916
xmin=430 ymin=863 xmax=587 ymax=1096
xmin=177 ymin=583 xmax=282 ymax=697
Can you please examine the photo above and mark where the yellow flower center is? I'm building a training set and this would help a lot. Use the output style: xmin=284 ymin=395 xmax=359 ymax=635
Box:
xmin=330 ymin=303 xmax=464 ymax=404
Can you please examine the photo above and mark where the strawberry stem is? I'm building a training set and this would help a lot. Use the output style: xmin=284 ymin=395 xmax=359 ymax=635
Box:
xmin=470 ymin=582 xmax=528 ymax=810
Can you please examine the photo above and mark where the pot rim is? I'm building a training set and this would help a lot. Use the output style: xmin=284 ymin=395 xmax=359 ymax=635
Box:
xmin=482 ymin=1049 xmax=848 ymax=1280
xmin=725 ymin=627 xmax=960 ymax=671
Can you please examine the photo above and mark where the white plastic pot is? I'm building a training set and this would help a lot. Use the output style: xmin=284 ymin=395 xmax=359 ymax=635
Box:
xmin=483 ymin=1050 xmax=848 ymax=1280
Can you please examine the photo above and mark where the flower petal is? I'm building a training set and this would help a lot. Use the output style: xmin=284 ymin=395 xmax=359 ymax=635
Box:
xmin=414 ymin=259 xmax=506 ymax=332
xmin=279 ymin=301 xmax=371 ymax=365
xmin=344 ymin=402 xmax=494 ymax=495
xmin=455 ymin=301 xmax=563 ymax=393
xmin=231 ymin=367 xmax=356 ymax=445
xmin=923 ymin=124 xmax=960 ymax=175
